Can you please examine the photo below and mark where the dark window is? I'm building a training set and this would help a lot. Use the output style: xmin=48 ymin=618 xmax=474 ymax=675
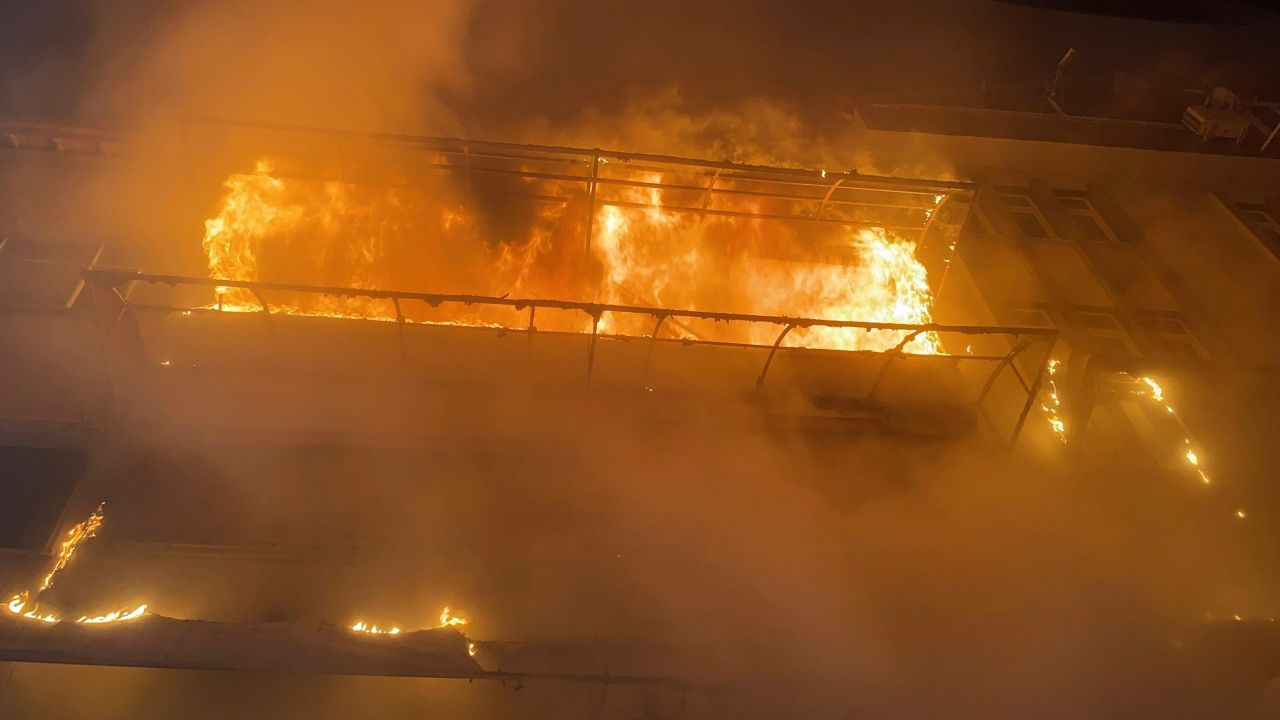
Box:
xmin=1072 ymin=213 xmax=1114 ymax=244
xmin=1003 ymin=304 xmax=1055 ymax=328
xmin=1054 ymin=192 xmax=1122 ymax=243
xmin=1072 ymin=308 xmax=1137 ymax=355
xmin=1140 ymin=314 xmax=1209 ymax=361
xmin=999 ymin=193 xmax=1054 ymax=239
xmin=1260 ymin=227 xmax=1280 ymax=249
xmin=1011 ymin=211 xmax=1051 ymax=238
xmin=0 ymin=446 xmax=84 ymax=550
xmin=1235 ymin=203 xmax=1280 ymax=259
xmin=1057 ymin=197 xmax=1091 ymax=212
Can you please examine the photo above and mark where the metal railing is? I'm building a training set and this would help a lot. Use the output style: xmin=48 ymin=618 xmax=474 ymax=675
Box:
xmin=86 ymin=269 xmax=1057 ymax=448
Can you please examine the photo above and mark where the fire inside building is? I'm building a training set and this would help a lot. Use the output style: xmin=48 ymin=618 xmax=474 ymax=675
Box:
xmin=3 ymin=21 xmax=1280 ymax=718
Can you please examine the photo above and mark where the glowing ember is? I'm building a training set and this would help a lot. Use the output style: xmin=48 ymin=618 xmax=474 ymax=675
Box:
xmin=1141 ymin=377 xmax=1165 ymax=403
xmin=1040 ymin=359 xmax=1067 ymax=443
xmin=200 ymin=160 xmax=947 ymax=354
xmin=1128 ymin=374 xmax=1245 ymax=520
xmin=1132 ymin=376 xmax=1211 ymax=485
xmin=468 ymin=642 xmax=478 ymax=657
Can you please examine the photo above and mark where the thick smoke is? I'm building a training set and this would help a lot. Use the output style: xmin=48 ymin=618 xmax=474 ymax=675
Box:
xmin=2 ymin=2 xmax=1279 ymax=719
xmin=76 ymin=0 xmax=473 ymax=134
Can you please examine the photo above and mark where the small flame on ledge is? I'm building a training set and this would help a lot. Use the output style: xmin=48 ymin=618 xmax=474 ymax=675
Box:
xmin=348 ymin=606 xmax=470 ymax=637
xmin=4 ymin=503 xmax=151 ymax=627
xmin=6 ymin=593 xmax=148 ymax=626
xmin=350 ymin=621 xmax=400 ymax=635
xmin=77 ymin=605 xmax=149 ymax=624
xmin=439 ymin=606 xmax=468 ymax=627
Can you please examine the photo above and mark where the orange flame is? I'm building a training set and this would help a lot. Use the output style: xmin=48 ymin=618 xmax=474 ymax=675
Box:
xmin=1040 ymin=359 xmax=1067 ymax=442
xmin=347 ymin=606 xmax=470 ymax=637
xmin=200 ymin=161 xmax=946 ymax=353
xmin=439 ymin=606 xmax=468 ymax=627
xmin=350 ymin=621 xmax=401 ymax=635
xmin=39 ymin=502 xmax=105 ymax=594
xmin=1133 ymin=375 xmax=1211 ymax=485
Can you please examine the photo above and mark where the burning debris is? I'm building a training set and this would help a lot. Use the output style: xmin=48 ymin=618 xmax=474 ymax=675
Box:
xmin=5 ymin=504 xmax=478 ymax=642
xmin=1131 ymin=375 xmax=1213 ymax=486
xmin=1040 ymin=358 xmax=1068 ymax=443
xmin=5 ymin=503 xmax=148 ymax=626
xmin=1037 ymin=365 xmax=1241 ymax=518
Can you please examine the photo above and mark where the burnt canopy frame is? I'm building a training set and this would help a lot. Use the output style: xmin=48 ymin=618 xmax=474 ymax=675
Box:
xmin=181 ymin=117 xmax=973 ymax=240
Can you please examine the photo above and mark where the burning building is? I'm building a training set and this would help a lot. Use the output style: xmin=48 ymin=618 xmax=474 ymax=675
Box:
xmin=2 ymin=50 xmax=1280 ymax=718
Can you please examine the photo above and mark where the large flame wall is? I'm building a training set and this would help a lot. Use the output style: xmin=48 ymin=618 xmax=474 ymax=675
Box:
xmin=200 ymin=161 xmax=942 ymax=354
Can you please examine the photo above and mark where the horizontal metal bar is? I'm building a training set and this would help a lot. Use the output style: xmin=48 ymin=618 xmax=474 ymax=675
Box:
xmin=596 ymin=198 xmax=927 ymax=231
xmin=126 ymin=300 xmax=1035 ymax=364
xmin=272 ymin=164 xmax=941 ymax=217
xmin=184 ymin=116 xmax=976 ymax=194
xmin=87 ymin=269 xmax=1058 ymax=338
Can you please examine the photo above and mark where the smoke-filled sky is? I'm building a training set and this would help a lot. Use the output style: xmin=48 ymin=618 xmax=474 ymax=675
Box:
xmin=2 ymin=0 xmax=1279 ymax=143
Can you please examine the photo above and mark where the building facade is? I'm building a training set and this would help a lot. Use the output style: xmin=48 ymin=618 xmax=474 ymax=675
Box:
xmin=2 ymin=106 xmax=1280 ymax=717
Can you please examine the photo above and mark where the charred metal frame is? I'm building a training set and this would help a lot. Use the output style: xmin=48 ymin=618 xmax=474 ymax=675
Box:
xmin=181 ymin=118 xmax=974 ymax=261
xmin=85 ymin=269 xmax=1057 ymax=448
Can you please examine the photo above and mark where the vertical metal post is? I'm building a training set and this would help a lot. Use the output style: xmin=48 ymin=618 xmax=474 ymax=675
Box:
xmin=640 ymin=314 xmax=668 ymax=391
xmin=392 ymin=296 xmax=406 ymax=360
xmin=65 ymin=244 xmax=106 ymax=309
xmin=813 ymin=178 xmax=845 ymax=224
xmin=755 ymin=324 xmax=796 ymax=391
xmin=976 ymin=335 xmax=1038 ymax=405
xmin=1262 ymin=120 xmax=1280 ymax=152
xmin=699 ymin=169 xmax=721 ymax=219
xmin=250 ymin=288 xmax=274 ymax=340
xmin=586 ymin=311 xmax=601 ymax=389
xmin=583 ymin=153 xmax=600 ymax=264
xmin=867 ymin=329 xmax=923 ymax=399
xmin=87 ymin=279 xmax=131 ymax=408
xmin=525 ymin=305 xmax=537 ymax=364
xmin=1007 ymin=338 xmax=1054 ymax=450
